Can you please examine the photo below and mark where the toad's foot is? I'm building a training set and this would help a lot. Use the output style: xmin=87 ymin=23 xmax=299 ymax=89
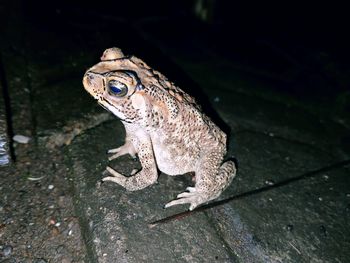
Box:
xmin=102 ymin=166 xmax=127 ymax=185
xmin=107 ymin=143 xmax=137 ymax=161
xmin=102 ymin=167 xmax=138 ymax=181
xmin=165 ymin=158 xmax=237 ymax=210
xmin=164 ymin=187 xmax=215 ymax=211
xmin=102 ymin=164 xmax=157 ymax=191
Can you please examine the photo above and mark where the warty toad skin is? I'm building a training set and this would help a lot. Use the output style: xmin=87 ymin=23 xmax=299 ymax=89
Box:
xmin=82 ymin=47 xmax=237 ymax=210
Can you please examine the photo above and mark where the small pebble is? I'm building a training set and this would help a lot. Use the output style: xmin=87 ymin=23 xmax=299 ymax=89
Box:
xmin=346 ymin=193 xmax=350 ymax=198
xmin=54 ymin=222 xmax=61 ymax=227
xmin=13 ymin=135 xmax=31 ymax=144
xmin=48 ymin=184 xmax=54 ymax=190
xmin=318 ymin=197 xmax=323 ymax=201
xmin=1 ymin=245 xmax=13 ymax=257
xmin=322 ymin=174 xmax=329 ymax=180
xmin=265 ymin=180 xmax=275 ymax=186
xmin=96 ymin=180 xmax=102 ymax=188
xmin=268 ymin=132 xmax=275 ymax=137
xmin=286 ymin=224 xmax=294 ymax=232
xmin=68 ymin=229 xmax=73 ymax=236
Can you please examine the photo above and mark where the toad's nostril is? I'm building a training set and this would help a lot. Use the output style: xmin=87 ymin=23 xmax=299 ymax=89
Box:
xmin=86 ymin=73 xmax=94 ymax=79
xmin=84 ymin=73 xmax=95 ymax=85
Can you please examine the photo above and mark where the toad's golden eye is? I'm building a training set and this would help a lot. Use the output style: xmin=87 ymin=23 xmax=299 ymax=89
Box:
xmin=108 ymin=80 xmax=128 ymax=97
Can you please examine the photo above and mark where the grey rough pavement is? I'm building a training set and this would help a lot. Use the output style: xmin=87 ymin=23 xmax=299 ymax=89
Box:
xmin=1 ymin=1 xmax=350 ymax=262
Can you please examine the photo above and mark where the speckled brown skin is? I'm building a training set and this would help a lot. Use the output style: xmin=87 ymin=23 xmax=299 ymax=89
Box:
xmin=83 ymin=48 xmax=237 ymax=210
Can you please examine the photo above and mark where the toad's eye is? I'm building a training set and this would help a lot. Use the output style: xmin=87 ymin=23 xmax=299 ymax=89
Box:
xmin=108 ymin=80 xmax=128 ymax=97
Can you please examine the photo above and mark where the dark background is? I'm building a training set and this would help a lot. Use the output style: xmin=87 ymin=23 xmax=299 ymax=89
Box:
xmin=1 ymin=0 xmax=349 ymax=120
xmin=23 ymin=0 xmax=349 ymax=100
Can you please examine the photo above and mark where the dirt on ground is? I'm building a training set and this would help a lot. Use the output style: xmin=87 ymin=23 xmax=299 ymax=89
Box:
xmin=0 ymin=142 xmax=86 ymax=263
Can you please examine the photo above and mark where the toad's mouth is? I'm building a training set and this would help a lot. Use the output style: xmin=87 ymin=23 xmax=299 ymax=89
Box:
xmin=97 ymin=99 xmax=133 ymax=124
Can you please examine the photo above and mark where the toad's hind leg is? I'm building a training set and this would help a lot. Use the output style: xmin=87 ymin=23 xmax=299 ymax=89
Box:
xmin=165 ymin=157 xmax=237 ymax=211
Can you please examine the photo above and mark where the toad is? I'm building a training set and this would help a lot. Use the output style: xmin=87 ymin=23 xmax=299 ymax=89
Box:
xmin=82 ymin=48 xmax=237 ymax=210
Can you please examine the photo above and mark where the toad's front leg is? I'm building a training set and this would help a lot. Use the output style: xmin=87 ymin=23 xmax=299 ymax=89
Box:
xmin=107 ymin=131 xmax=137 ymax=161
xmin=103 ymin=136 xmax=158 ymax=191
xmin=107 ymin=140 xmax=137 ymax=161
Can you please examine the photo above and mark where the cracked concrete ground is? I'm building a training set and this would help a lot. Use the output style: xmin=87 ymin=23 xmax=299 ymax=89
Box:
xmin=1 ymin=1 xmax=350 ymax=262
